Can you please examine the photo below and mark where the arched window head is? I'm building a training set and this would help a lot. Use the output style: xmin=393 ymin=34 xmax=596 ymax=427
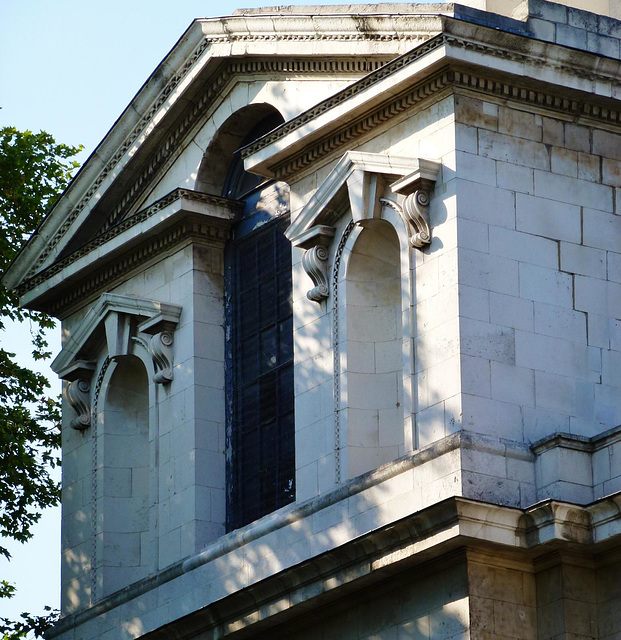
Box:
xmin=195 ymin=105 xmax=284 ymax=197
xmin=221 ymin=111 xmax=284 ymax=200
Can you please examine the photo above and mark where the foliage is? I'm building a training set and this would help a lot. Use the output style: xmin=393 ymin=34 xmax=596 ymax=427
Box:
xmin=0 ymin=127 xmax=82 ymax=638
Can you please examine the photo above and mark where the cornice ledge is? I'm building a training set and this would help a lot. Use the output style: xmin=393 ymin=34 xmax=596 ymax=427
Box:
xmin=200 ymin=13 xmax=446 ymax=43
xmin=16 ymin=189 xmax=239 ymax=305
xmin=519 ymin=492 xmax=621 ymax=548
xmin=531 ymin=424 xmax=621 ymax=456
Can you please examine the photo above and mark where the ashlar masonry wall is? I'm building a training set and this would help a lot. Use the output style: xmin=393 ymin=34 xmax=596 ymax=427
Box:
xmin=454 ymin=93 xmax=621 ymax=444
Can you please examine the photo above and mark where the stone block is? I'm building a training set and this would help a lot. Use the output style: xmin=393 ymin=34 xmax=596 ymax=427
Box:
xmin=507 ymin=456 xmax=536 ymax=485
xmin=455 ymin=123 xmax=478 ymax=155
xmin=469 ymin=562 xmax=526 ymax=604
xmin=427 ymin=355 xmax=462 ymax=403
xmin=523 ymin=406 xmax=570 ymax=442
xmin=575 ymin=275 xmax=621 ymax=317
xmin=346 ymin=339 xmax=375 ymax=374
xmin=459 ymin=284 xmax=490 ymax=322
xmin=603 ymin=158 xmax=621 ymax=187
xmin=568 ymin=6 xmax=598 ymax=30
xmin=611 ymin=319 xmax=621 ymax=351
xmin=560 ymin=242 xmax=606 ymax=278
xmin=463 ymin=470 xmax=521 ymax=506
xmin=413 ymin=257 xmax=439 ymax=304
xmin=461 ymin=394 xmax=524 ymax=441
xmin=461 ymin=444 xmax=507 ymax=478
xmin=529 ymin=17 xmax=556 ymax=42
xmin=428 ymin=598 xmax=469 ymax=639
xmin=491 ymin=361 xmax=535 ymax=407
xmin=461 ymin=355 xmax=491 ymax=398
xmin=551 ymin=146 xmax=577 ymax=177
xmin=417 ymin=402 xmax=447 ymax=447
xmin=456 ymin=180 xmax=515 ymax=229
xmin=562 ymin=127 xmax=588 ymax=160
xmin=498 ymin=107 xmax=543 ymax=142
xmin=452 ymin=150 xmax=497 ymax=186
xmin=529 ymin=0 xmax=567 ymax=22
xmin=578 ymin=151 xmax=601 ymax=183
xmin=593 ymin=129 xmax=621 ymax=162
xmin=490 ymin=225 xmax=558 ymax=269
xmin=454 ymin=94 xmax=498 ymax=130
xmin=587 ymin=31 xmax=621 ymax=57
xmin=102 ymin=532 xmax=141 ymax=567
xmin=493 ymin=600 xmax=536 ymax=639
xmin=461 ymin=317 xmax=516 ymax=365
xmin=594 ymin=383 xmax=621 ymax=425
xmin=583 ymin=208 xmax=621 ymax=251
xmin=457 ymin=218 xmax=489 ymax=253
xmin=586 ymin=312 xmax=609 ymax=348
xmin=534 ymin=302 xmax=587 ymax=343
xmin=489 ymin=292 xmax=534 ymax=332
xmin=480 ymin=130 xmax=548 ymax=170
xmin=516 ymin=330 xmax=589 ymax=379
xmin=416 ymin=286 xmax=459 ymax=335
xmin=542 ymin=116 xmax=564 ymax=146
xmin=496 ymin=161 xmax=534 ymax=194
xmin=516 ymin=193 xmax=581 ymax=243
xmin=534 ymin=170 xmax=613 ymax=211
xmin=519 ymin=263 xmax=573 ymax=308
xmin=459 ymin=249 xmax=519 ymax=297
xmin=534 ymin=369 xmax=577 ymax=416
xmin=398 ymin=617 xmax=430 ymax=640
xmin=556 ymin=23 xmax=587 ymax=49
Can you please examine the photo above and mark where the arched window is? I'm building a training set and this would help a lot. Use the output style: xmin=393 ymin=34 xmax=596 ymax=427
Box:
xmin=214 ymin=109 xmax=295 ymax=530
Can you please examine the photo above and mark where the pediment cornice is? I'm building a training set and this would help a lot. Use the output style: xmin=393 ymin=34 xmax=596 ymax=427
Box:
xmin=5 ymin=11 xmax=441 ymax=295
xmin=16 ymin=189 xmax=240 ymax=317
xmin=244 ymin=19 xmax=621 ymax=182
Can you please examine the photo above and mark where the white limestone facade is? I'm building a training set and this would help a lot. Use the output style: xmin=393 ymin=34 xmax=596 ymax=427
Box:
xmin=3 ymin=1 xmax=621 ymax=639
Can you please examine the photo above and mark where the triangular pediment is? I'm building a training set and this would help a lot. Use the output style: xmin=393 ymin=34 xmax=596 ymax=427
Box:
xmin=5 ymin=10 xmax=445 ymax=307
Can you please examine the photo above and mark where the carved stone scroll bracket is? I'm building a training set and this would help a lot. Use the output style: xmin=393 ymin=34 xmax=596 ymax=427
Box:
xmin=389 ymin=159 xmax=441 ymax=249
xmin=294 ymin=225 xmax=336 ymax=303
xmin=138 ymin=315 xmax=179 ymax=384
xmin=62 ymin=361 xmax=96 ymax=431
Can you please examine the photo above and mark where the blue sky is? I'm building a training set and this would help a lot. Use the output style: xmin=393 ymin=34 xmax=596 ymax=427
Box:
xmin=2 ymin=0 xmax=387 ymax=625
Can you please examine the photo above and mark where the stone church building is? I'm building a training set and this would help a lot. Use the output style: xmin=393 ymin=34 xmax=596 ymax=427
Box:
xmin=4 ymin=0 xmax=621 ymax=637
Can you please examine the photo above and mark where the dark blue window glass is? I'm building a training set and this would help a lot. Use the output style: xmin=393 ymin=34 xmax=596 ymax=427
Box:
xmin=223 ymin=110 xmax=294 ymax=530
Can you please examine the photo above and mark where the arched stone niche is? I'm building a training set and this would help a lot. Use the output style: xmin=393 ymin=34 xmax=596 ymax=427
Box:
xmin=98 ymin=355 xmax=151 ymax=597
xmin=287 ymin=151 xmax=440 ymax=482
xmin=342 ymin=219 xmax=404 ymax=478
xmin=52 ymin=293 xmax=181 ymax=600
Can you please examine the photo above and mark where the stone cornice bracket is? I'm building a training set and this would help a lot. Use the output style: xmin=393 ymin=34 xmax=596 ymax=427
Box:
xmin=138 ymin=314 xmax=179 ymax=384
xmin=296 ymin=226 xmax=336 ymax=303
xmin=62 ymin=361 xmax=96 ymax=431
xmin=387 ymin=159 xmax=441 ymax=249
